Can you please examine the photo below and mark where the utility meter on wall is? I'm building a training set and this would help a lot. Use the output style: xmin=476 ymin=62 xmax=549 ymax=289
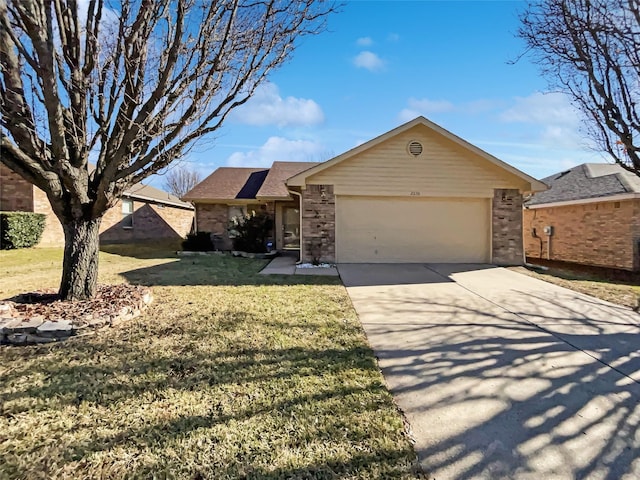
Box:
xmin=543 ymin=226 xmax=554 ymax=236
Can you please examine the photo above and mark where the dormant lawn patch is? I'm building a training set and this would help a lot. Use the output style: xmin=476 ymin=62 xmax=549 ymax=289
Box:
xmin=0 ymin=246 xmax=418 ymax=479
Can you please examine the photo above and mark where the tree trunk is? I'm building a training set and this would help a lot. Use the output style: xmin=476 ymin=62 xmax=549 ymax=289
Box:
xmin=59 ymin=217 xmax=102 ymax=301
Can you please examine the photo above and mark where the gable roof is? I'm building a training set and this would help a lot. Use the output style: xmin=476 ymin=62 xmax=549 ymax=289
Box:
xmin=124 ymin=183 xmax=194 ymax=209
xmin=287 ymin=116 xmax=547 ymax=192
xmin=527 ymin=163 xmax=640 ymax=206
xmin=182 ymin=167 xmax=269 ymax=202
xmin=256 ymin=161 xmax=320 ymax=200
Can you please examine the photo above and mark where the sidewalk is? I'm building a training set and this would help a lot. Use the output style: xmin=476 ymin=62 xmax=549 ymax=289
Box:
xmin=259 ymin=255 xmax=339 ymax=276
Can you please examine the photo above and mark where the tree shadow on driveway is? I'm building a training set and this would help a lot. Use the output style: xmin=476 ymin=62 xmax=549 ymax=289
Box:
xmin=343 ymin=264 xmax=640 ymax=479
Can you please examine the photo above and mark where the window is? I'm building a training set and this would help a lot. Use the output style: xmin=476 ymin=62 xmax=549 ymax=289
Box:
xmin=122 ymin=198 xmax=134 ymax=228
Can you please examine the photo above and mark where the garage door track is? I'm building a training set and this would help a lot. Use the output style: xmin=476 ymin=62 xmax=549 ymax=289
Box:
xmin=339 ymin=263 xmax=640 ymax=480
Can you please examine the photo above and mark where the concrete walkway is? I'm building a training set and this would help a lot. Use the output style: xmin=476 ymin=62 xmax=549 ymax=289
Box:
xmin=259 ymin=255 xmax=339 ymax=276
xmin=339 ymin=263 xmax=640 ymax=480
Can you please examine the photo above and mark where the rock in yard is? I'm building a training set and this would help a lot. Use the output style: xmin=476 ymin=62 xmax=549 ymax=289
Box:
xmin=3 ymin=317 xmax=45 ymax=334
xmin=37 ymin=320 xmax=74 ymax=338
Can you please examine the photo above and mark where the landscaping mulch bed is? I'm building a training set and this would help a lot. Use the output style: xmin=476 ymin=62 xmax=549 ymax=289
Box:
xmin=0 ymin=284 xmax=152 ymax=345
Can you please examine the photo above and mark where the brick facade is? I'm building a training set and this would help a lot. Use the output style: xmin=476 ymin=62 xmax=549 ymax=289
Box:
xmin=2 ymin=164 xmax=193 ymax=246
xmin=0 ymin=163 xmax=33 ymax=211
xmin=195 ymin=203 xmax=231 ymax=250
xmin=33 ymin=188 xmax=64 ymax=246
xmin=99 ymin=199 xmax=194 ymax=244
xmin=301 ymin=185 xmax=335 ymax=264
xmin=523 ymin=199 xmax=640 ymax=271
xmin=492 ymin=189 xmax=524 ymax=265
xmin=194 ymin=202 xmax=276 ymax=251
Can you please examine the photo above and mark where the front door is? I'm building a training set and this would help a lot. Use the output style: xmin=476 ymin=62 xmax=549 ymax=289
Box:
xmin=282 ymin=206 xmax=300 ymax=249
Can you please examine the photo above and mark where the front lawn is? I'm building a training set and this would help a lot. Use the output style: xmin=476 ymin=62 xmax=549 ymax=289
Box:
xmin=510 ymin=260 xmax=640 ymax=309
xmin=0 ymin=246 xmax=417 ymax=479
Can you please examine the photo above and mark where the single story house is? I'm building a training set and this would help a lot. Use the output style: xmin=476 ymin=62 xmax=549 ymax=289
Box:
xmin=524 ymin=162 xmax=640 ymax=271
xmin=184 ymin=116 xmax=546 ymax=265
xmin=0 ymin=163 xmax=195 ymax=246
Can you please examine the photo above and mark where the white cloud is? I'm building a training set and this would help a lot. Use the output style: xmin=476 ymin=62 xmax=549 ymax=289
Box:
xmin=353 ymin=51 xmax=385 ymax=71
xmin=409 ymin=98 xmax=455 ymax=113
xmin=226 ymin=137 xmax=326 ymax=168
xmin=397 ymin=98 xmax=455 ymax=122
xmin=356 ymin=37 xmax=373 ymax=46
xmin=499 ymin=92 xmax=586 ymax=149
xmin=397 ymin=97 xmax=504 ymax=123
xmin=231 ymin=82 xmax=324 ymax=127
xmin=500 ymin=92 xmax=578 ymax=126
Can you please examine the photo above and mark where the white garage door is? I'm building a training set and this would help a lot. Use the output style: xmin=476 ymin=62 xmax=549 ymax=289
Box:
xmin=336 ymin=196 xmax=490 ymax=263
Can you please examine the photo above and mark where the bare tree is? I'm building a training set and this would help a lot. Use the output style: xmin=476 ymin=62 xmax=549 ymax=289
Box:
xmin=518 ymin=0 xmax=640 ymax=174
xmin=163 ymin=165 xmax=201 ymax=198
xmin=0 ymin=0 xmax=336 ymax=300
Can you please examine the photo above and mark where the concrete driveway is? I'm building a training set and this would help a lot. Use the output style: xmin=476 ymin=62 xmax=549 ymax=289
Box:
xmin=338 ymin=264 xmax=640 ymax=480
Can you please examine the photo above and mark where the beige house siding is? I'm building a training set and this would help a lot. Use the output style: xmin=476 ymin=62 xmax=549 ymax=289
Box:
xmin=523 ymin=199 xmax=640 ymax=271
xmin=305 ymin=126 xmax=529 ymax=197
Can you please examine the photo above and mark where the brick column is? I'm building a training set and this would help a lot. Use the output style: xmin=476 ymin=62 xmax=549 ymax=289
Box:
xmin=301 ymin=185 xmax=335 ymax=264
xmin=492 ymin=189 xmax=524 ymax=265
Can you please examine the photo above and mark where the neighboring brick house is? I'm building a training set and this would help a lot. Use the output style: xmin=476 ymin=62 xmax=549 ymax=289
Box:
xmin=524 ymin=163 xmax=640 ymax=271
xmin=185 ymin=116 xmax=545 ymax=264
xmin=0 ymin=163 xmax=194 ymax=246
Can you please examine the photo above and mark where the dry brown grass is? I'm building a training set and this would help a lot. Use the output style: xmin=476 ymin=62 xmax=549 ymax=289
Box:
xmin=0 ymin=246 xmax=418 ymax=479
xmin=510 ymin=260 xmax=640 ymax=309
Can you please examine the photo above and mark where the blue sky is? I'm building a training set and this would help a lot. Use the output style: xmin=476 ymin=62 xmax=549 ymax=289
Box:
xmin=155 ymin=0 xmax=605 ymax=187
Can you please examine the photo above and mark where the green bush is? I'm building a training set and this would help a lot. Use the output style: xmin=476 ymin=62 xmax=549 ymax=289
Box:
xmin=0 ymin=212 xmax=46 ymax=249
xmin=181 ymin=231 xmax=215 ymax=251
xmin=229 ymin=211 xmax=273 ymax=253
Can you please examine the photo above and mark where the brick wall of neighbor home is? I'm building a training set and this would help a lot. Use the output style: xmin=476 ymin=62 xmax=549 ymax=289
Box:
xmin=523 ymin=199 xmax=640 ymax=271
xmin=100 ymin=199 xmax=194 ymax=244
xmin=301 ymin=184 xmax=335 ymax=263
xmin=0 ymin=163 xmax=34 ymax=211
xmin=492 ymin=188 xmax=524 ymax=265
xmin=33 ymin=187 xmax=64 ymax=246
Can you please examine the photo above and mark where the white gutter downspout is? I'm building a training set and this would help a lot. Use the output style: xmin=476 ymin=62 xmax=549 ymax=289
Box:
xmin=287 ymin=188 xmax=303 ymax=264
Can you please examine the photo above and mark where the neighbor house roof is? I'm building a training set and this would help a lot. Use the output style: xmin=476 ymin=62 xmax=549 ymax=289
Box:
xmin=286 ymin=116 xmax=548 ymax=192
xmin=256 ymin=161 xmax=320 ymax=200
xmin=526 ymin=163 xmax=640 ymax=207
xmin=125 ymin=183 xmax=194 ymax=210
xmin=182 ymin=167 xmax=269 ymax=202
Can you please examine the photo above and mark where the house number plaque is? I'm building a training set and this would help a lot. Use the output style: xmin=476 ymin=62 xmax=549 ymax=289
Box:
xmin=409 ymin=191 xmax=421 ymax=196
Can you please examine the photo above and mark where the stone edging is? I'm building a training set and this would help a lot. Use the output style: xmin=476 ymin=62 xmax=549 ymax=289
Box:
xmin=0 ymin=288 xmax=153 ymax=346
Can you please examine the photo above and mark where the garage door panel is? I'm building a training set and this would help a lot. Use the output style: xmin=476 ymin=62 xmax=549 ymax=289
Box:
xmin=336 ymin=196 xmax=489 ymax=263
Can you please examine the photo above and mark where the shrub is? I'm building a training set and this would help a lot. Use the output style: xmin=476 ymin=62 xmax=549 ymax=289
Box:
xmin=0 ymin=212 xmax=46 ymax=249
xmin=181 ymin=231 xmax=214 ymax=251
xmin=229 ymin=211 xmax=273 ymax=253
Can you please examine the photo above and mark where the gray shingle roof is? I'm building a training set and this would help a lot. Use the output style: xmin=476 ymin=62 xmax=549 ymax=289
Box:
xmin=124 ymin=183 xmax=194 ymax=209
xmin=527 ymin=163 xmax=640 ymax=206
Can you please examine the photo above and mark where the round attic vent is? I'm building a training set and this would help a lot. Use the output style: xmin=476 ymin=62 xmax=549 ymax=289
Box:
xmin=407 ymin=140 xmax=423 ymax=157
